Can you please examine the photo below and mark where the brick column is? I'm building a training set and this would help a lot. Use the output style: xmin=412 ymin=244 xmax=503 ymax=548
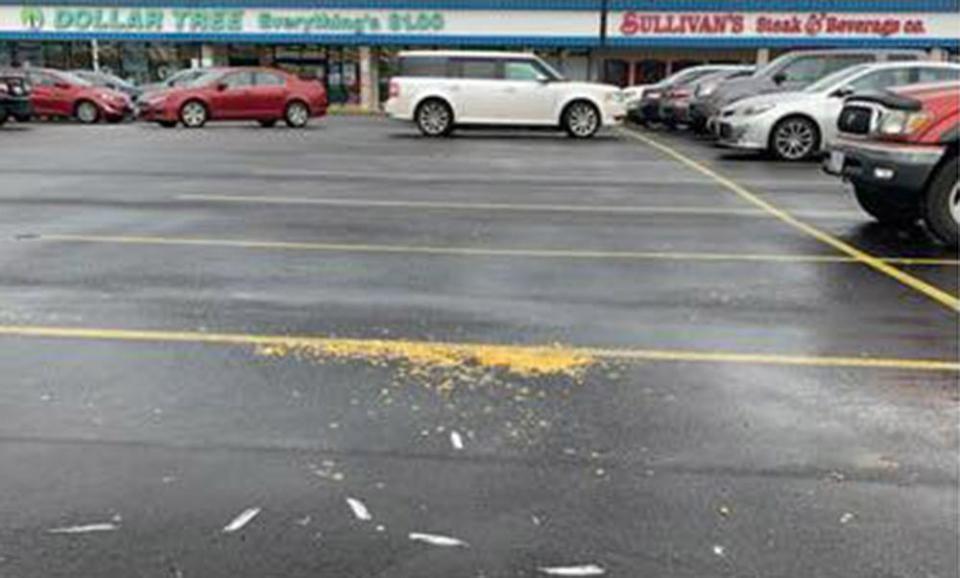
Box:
xmin=359 ymin=45 xmax=380 ymax=112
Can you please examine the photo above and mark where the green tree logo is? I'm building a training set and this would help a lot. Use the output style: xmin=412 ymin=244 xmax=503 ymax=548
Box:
xmin=20 ymin=7 xmax=45 ymax=30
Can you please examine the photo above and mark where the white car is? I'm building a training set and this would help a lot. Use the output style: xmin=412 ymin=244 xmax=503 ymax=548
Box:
xmin=384 ymin=51 xmax=626 ymax=138
xmin=716 ymin=61 xmax=960 ymax=160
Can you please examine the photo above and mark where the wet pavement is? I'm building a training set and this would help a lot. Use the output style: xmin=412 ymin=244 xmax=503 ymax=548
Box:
xmin=0 ymin=118 xmax=956 ymax=577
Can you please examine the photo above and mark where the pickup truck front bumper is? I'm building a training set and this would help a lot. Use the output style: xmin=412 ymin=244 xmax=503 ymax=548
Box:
xmin=824 ymin=137 xmax=945 ymax=201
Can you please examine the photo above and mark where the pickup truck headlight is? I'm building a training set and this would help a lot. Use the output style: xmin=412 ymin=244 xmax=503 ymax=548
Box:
xmin=877 ymin=110 xmax=930 ymax=136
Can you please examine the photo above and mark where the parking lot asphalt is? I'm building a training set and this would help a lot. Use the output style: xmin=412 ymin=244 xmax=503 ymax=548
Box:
xmin=0 ymin=118 xmax=956 ymax=578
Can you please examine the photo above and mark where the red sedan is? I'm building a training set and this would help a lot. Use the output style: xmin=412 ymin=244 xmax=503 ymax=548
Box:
xmin=25 ymin=68 xmax=133 ymax=123
xmin=139 ymin=67 xmax=327 ymax=129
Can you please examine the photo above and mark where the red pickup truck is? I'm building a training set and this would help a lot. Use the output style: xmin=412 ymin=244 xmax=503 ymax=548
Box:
xmin=825 ymin=81 xmax=958 ymax=245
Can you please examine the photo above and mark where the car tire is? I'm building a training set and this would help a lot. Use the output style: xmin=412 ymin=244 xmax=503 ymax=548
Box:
xmin=74 ymin=100 xmax=100 ymax=124
xmin=415 ymin=98 xmax=454 ymax=137
xmin=562 ymin=100 xmax=600 ymax=139
xmin=854 ymin=185 xmax=920 ymax=225
xmin=259 ymin=119 xmax=278 ymax=128
xmin=770 ymin=116 xmax=820 ymax=161
xmin=0 ymin=111 xmax=8 ymax=126
xmin=179 ymin=100 xmax=208 ymax=128
xmin=158 ymin=120 xmax=177 ymax=128
xmin=923 ymin=157 xmax=959 ymax=246
xmin=284 ymin=100 xmax=310 ymax=128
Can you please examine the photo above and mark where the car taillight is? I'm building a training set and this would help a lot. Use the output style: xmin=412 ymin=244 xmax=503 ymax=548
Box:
xmin=671 ymin=89 xmax=691 ymax=99
xmin=389 ymin=80 xmax=400 ymax=98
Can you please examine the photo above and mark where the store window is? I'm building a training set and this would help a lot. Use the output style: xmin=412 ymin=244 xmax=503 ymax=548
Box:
xmin=633 ymin=60 xmax=666 ymax=84
xmin=602 ymin=59 xmax=629 ymax=87
xmin=671 ymin=59 xmax=703 ymax=74
xmin=227 ymin=44 xmax=265 ymax=67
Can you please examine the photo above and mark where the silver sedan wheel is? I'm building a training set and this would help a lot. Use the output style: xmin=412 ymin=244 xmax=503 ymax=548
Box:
xmin=285 ymin=102 xmax=309 ymax=128
xmin=950 ymin=182 xmax=960 ymax=226
xmin=180 ymin=101 xmax=207 ymax=128
xmin=417 ymin=101 xmax=451 ymax=136
xmin=566 ymin=102 xmax=599 ymax=138
xmin=773 ymin=118 xmax=816 ymax=160
xmin=75 ymin=101 xmax=99 ymax=124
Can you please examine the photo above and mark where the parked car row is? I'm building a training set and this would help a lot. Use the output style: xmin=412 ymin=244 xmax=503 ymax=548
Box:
xmin=626 ymin=49 xmax=959 ymax=245
xmin=0 ymin=66 xmax=328 ymax=129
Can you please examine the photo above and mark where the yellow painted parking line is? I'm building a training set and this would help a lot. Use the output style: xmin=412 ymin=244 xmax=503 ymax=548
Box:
xmin=24 ymin=234 xmax=959 ymax=266
xmin=177 ymin=194 xmax=865 ymax=221
xmin=0 ymin=324 xmax=955 ymax=372
xmin=621 ymin=128 xmax=960 ymax=313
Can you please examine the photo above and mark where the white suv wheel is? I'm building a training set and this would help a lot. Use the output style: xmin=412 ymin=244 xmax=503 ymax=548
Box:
xmin=564 ymin=102 xmax=599 ymax=139
xmin=416 ymin=100 xmax=452 ymax=137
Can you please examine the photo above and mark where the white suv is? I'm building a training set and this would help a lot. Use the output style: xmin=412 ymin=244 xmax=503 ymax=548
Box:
xmin=384 ymin=51 xmax=626 ymax=139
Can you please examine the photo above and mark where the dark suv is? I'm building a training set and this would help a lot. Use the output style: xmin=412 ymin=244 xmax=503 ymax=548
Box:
xmin=0 ymin=69 xmax=32 ymax=125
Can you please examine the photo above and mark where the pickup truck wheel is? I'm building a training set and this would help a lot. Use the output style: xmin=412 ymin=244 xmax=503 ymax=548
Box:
xmin=415 ymin=99 xmax=453 ymax=137
xmin=563 ymin=100 xmax=600 ymax=139
xmin=854 ymin=185 xmax=919 ymax=224
xmin=923 ymin=158 xmax=959 ymax=245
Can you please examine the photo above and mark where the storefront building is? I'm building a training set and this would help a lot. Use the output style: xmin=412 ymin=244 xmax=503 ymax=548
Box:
xmin=0 ymin=0 xmax=957 ymax=107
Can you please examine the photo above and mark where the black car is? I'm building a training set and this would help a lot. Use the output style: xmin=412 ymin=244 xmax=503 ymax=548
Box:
xmin=0 ymin=69 xmax=32 ymax=124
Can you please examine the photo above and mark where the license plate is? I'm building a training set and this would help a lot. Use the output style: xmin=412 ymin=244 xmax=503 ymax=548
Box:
xmin=827 ymin=150 xmax=845 ymax=174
